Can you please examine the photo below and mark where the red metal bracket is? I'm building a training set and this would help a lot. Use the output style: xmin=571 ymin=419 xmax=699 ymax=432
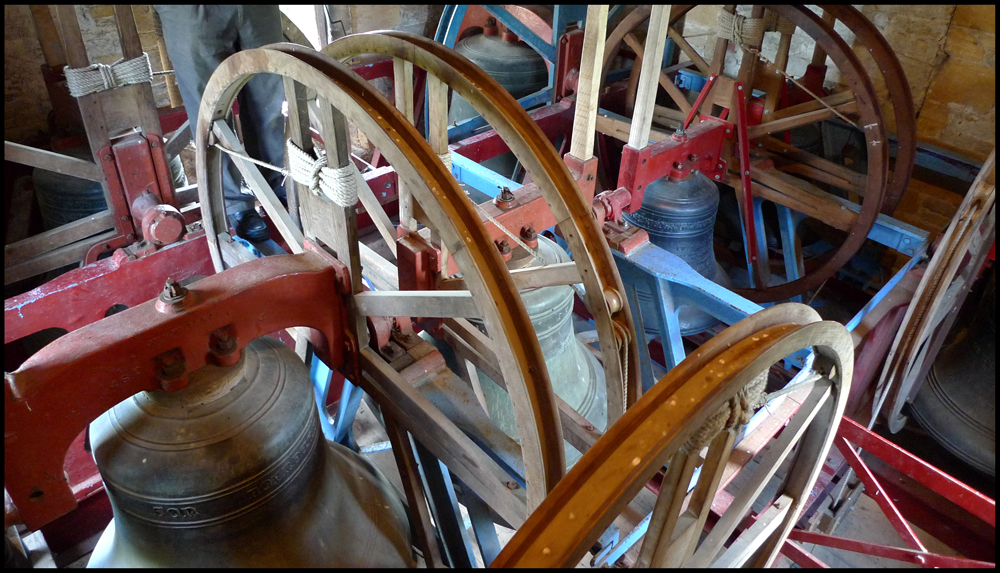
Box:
xmin=554 ymin=28 xmax=585 ymax=101
xmin=732 ymin=80 xmax=760 ymax=266
xmin=617 ymin=117 xmax=732 ymax=214
xmin=682 ymin=72 xmax=719 ymax=131
xmin=5 ymin=250 xmax=348 ymax=530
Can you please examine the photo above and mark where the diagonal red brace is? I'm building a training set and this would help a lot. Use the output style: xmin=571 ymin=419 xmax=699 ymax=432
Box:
xmin=731 ymin=80 xmax=760 ymax=267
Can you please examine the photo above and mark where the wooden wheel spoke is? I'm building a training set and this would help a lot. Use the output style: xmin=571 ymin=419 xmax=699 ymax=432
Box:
xmin=714 ymin=493 xmax=795 ymax=568
xmin=688 ymin=377 xmax=833 ymax=567
xmin=666 ymin=26 xmax=710 ymax=74
xmin=211 ymin=120 xmax=305 ymax=253
xmin=622 ymin=32 xmax=693 ymax=116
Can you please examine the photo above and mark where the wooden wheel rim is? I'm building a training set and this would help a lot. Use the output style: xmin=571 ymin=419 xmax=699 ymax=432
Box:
xmin=493 ymin=303 xmax=853 ymax=567
xmin=318 ymin=31 xmax=641 ymax=424
xmin=194 ymin=47 xmax=565 ymax=509
xmin=601 ymin=5 xmax=889 ymax=303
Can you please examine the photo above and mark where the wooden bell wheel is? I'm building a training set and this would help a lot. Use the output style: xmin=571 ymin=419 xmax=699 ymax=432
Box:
xmin=195 ymin=44 xmax=570 ymax=515
xmin=317 ymin=30 xmax=640 ymax=429
xmin=599 ymin=5 xmax=900 ymax=303
xmin=493 ymin=302 xmax=853 ymax=568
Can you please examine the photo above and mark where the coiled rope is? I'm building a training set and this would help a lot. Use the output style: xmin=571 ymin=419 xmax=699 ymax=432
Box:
xmin=64 ymin=53 xmax=173 ymax=97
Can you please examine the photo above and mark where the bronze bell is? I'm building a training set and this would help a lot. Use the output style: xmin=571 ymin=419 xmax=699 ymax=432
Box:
xmin=623 ymin=171 xmax=732 ymax=336
xmin=87 ymin=337 xmax=413 ymax=567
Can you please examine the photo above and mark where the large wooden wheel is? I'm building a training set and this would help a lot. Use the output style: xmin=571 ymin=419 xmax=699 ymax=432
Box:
xmin=317 ymin=30 xmax=640 ymax=427
xmin=494 ymin=302 xmax=853 ymax=567
xmin=600 ymin=5 xmax=899 ymax=303
xmin=195 ymin=45 xmax=571 ymax=512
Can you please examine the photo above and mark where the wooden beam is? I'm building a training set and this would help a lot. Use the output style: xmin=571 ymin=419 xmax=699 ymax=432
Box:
xmin=354 ymin=290 xmax=481 ymax=319
xmin=4 ymin=210 xmax=115 ymax=266
xmin=4 ymin=230 xmax=116 ymax=285
xmin=627 ymin=5 xmax=673 ymax=150
xmin=568 ymin=4 xmax=609 ymax=161
xmin=667 ymin=26 xmax=710 ymax=74
xmin=747 ymin=101 xmax=858 ymax=140
xmin=5 ymin=141 xmax=103 ymax=182
xmin=595 ymin=113 xmax=671 ymax=145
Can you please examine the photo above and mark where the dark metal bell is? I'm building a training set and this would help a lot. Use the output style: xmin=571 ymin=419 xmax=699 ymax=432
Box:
xmin=910 ymin=277 xmax=995 ymax=477
xmin=624 ymin=171 xmax=732 ymax=336
xmin=87 ymin=337 xmax=413 ymax=567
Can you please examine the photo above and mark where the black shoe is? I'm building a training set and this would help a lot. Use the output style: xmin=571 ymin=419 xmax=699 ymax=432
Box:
xmin=234 ymin=210 xmax=271 ymax=243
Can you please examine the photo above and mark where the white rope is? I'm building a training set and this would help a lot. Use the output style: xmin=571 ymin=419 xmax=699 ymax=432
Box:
xmin=286 ymin=139 xmax=358 ymax=207
xmin=65 ymin=53 xmax=154 ymax=97
xmin=213 ymin=143 xmax=290 ymax=176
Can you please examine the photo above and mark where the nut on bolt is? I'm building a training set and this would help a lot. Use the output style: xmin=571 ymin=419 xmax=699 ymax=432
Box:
xmin=494 ymin=186 xmax=516 ymax=209
xmin=520 ymin=225 xmax=538 ymax=248
xmin=159 ymin=278 xmax=188 ymax=304
xmin=495 ymin=239 xmax=512 ymax=261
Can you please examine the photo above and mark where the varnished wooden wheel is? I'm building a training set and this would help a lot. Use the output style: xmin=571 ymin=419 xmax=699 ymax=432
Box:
xmin=195 ymin=45 xmax=567 ymax=512
xmin=317 ymin=30 xmax=640 ymax=430
xmin=600 ymin=5 xmax=892 ymax=303
xmin=493 ymin=303 xmax=852 ymax=567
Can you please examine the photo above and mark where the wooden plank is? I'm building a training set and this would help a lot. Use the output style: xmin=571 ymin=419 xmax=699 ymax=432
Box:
xmin=354 ymin=290 xmax=481 ymax=319
xmin=354 ymin=167 xmax=397 ymax=257
xmin=213 ymin=120 xmax=305 ymax=253
xmin=747 ymin=101 xmax=858 ymax=140
xmin=217 ymin=232 xmax=259 ymax=268
xmin=713 ymin=494 xmax=793 ymax=568
xmin=113 ymin=6 xmax=164 ymax=137
xmin=393 ymin=57 xmax=416 ymax=231
xmin=164 ymin=119 xmax=192 ymax=159
xmin=5 ymin=141 xmax=103 ymax=182
xmin=627 ymin=5 xmax=673 ymax=149
xmin=360 ymin=348 xmax=528 ymax=529
xmin=359 ymin=242 xmax=400 ymax=291
xmin=568 ymin=4 xmax=609 ymax=161
xmin=439 ymin=261 xmax=582 ymax=291
xmin=758 ymin=135 xmax=867 ymax=190
xmin=637 ymin=449 xmax=700 ymax=567
xmin=382 ymin=415 xmax=446 ymax=568
xmin=768 ymin=91 xmax=855 ymax=122
xmin=4 ymin=230 xmax=116 ymax=285
xmin=722 ymin=171 xmax=856 ymax=233
xmin=595 ymin=113 xmax=671 ymax=145
xmin=4 ymin=210 xmax=115 ymax=266
xmin=29 ymin=5 xmax=66 ymax=67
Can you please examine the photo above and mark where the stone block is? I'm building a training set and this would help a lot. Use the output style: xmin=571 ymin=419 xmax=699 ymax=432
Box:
xmin=916 ymin=99 xmax=951 ymax=139
xmin=89 ymin=5 xmax=115 ymax=20
xmin=953 ymin=5 xmax=995 ymax=34
xmin=925 ymin=57 xmax=996 ymax=115
xmin=945 ymin=26 xmax=987 ymax=62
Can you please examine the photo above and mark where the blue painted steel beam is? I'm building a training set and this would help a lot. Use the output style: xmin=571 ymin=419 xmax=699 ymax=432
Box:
xmin=450 ymin=151 xmax=522 ymax=198
xmin=481 ymin=5 xmax=557 ymax=63
xmin=413 ymin=440 xmax=477 ymax=568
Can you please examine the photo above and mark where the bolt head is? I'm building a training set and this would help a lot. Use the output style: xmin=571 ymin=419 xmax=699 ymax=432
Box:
xmin=715 ymin=174 xmax=721 ymax=180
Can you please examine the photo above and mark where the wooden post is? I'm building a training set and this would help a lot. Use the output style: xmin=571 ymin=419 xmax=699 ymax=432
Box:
xmin=394 ymin=57 xmax=416 ymax=230
xmin=627 ymin=5 xmax=671 ymax=150
xmin=568 ymin=4 xmax=609 ymax=162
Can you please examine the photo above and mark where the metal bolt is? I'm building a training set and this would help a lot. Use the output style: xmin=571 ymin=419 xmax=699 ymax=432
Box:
xmin=737 ymin=85 xmax=743 ymax=91
xmin=764 ymin=109 xmax=770 ymax=114
xmin=103 ymin=154 xmax=114 ymax=162
xmin=498 ymin=186 xmax=515 ymax=203
xmin=725 ymin=129 xmax=731 ymax=134
xmin=159 ymin=278 xmax=188 ymax=304
xmin=381 ymin=192 xmax=387 ymax=197
xmin=211 ymin=332 xmax=237 ymax=355
xmin=495 ymin=239 xmax=511 ymax=255
xmin=520 ymin=226 xmax=537 ymax=241
xmin=384 ymin=182 xmax=391 ymax=188
xmin=744 ymin=170 xmax=750 ymax=175
xmin=127 ymin=234 xmax=136 ymax=241
xmin=715 ymin=174 xmax=721 ymax=180
xmin=150 ymin=140 xmax=159 ymax=149
xmin=121 ymin=215 xmax=129 ymax=221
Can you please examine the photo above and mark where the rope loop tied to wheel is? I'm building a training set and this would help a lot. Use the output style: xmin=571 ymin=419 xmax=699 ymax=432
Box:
xmin=65 ymin=53 xmax=161 ymax=97
xmin=679 ymin=370 xmax=767 ymax=454
xmin=716 ymin=11 xmax=766 ymax=51
xmin=764 ymin=9 xmax=797 ymax=36
xmin=286 ymin=139 xmax=358 ymax=207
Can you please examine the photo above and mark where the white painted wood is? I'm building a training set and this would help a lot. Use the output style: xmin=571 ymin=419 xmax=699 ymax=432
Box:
xmin=627 ymin=5 xmax=672 ymax=150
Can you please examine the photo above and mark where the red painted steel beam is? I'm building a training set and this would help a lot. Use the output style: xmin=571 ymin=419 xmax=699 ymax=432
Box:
xmin=731 ymin=81 xmax=760 ymax=267
xmin=5 ymin=236 xmax=215 ymax=345
xmin=838 ymin=417 xmax=996 ymax=527
xmin=5 ymin=250 xmax=348 ymax=530
xmin=835 ymin=436 xmax=927 ymax=552
xmin=450 ymin=99 xmax=575 ymax=162
xmin=787 ymin=530 xmax=995 ymax=568
xmin=780 ymin=539 xmax=830 ymax=568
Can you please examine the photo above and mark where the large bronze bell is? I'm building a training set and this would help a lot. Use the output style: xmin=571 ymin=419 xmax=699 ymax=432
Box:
xmin=624 ymin=171 xmax=732 ymax=336
xmin=87 ymin=337 xmax=414 ymax=567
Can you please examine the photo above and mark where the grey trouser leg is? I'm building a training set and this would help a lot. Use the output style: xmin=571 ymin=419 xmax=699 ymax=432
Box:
xmin=154 ymin=5 xmax=286 ymax=218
